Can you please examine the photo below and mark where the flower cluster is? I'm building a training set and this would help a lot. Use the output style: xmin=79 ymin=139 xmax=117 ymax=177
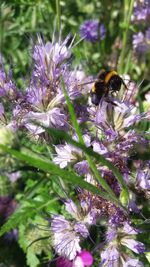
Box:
xmin=80 ymin=20 xmax=106 ymax=42
xmin=0 ymin=35 xmax=149 ymax=266
xmin=132 ymin=0 xmax=150 ymax=22
xmin=133 ymin=28 xmax=150 ymax=54
xmin=132 ymin=1 xmax=150 ymax=55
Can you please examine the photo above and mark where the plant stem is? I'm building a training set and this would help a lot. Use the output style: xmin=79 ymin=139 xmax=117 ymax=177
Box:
xmin=118 ymin=0 xmax=134 ymax=73
xmin=56 ymin=0 xmax=61 ymax=34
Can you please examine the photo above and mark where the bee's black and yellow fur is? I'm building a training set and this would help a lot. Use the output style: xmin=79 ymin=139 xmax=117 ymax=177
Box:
xmin=91 ymin=70 xmax=125 ymax=105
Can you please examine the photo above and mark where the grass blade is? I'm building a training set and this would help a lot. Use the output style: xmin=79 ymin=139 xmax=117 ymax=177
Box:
xmin=0 ymin=144 xmax=121 ymax=206
xmin=61 ymin=77 xmax=128 ymax=205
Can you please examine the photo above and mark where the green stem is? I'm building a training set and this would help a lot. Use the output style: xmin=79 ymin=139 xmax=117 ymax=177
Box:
xmin=61 ymin=77 xmax=125 ymax=208
xmin=0 ymin=4 xmax=3 ymax=51
xmin=56 ymin=0 xmax=61 ymax=34
xmin=118 ymin=0 xmax=134 ymax=73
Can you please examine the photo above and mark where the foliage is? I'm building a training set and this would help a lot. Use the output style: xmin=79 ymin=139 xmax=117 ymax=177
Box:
xmin=0 ymin=0 xmax=150 ymax=267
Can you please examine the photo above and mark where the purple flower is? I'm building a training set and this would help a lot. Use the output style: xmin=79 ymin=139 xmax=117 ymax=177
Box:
xmin=53 ymin=143 xmax=80 ymax=168
xmin=122 ymin=222 xmax=139 ymax=235
xmin=65 ymin=199 xmax=79 ymax=217
xmin=115 ymin=130 xmax=147 ymax=160
xmin=146 ymin=27 xmax=150 ymax=40
xmin=50 ymin=199 xmax=95 ymax=260
xmin=4 ymin=229 xmax=18 ymax=242
xmin=33 ymin=35 xmax=71 ymax=85
xmin=128 ymin=200 xmax=140 ymax=214
xmin=106 ymin=228 xmax=117 ymax=242
xmin=136 ymin=166 xmax=150 ymax=190
xmin=0 ymin=58 xmax=20 ymax=100
xmin=132 ymin=28 xmax=150 ymax=54
xmin=92 ymin=140 xmax=108 ymax=155
xmin=24 ymin=108 xmax=68 ymax=135
xmin=93 ymin=99 xmax=148 ymax=140
xmin=19 ymin=35 xmax=84 ymax=137
xmin=109 ymin=208 xmax=126 ymax=226
xmin=51 ymin=215 xmax=81 ymax=260
xmin=7 ymin=171 xmax=21 ymax=183
xmin=100 ymin=246 xmax=120 ymax=266
xmin=80 ymin=20 xmax=106 ymax=42
xmin=133 ymin=32 xmax=148 ymax=54
xmin=74 ymin=222 xmax=89 ymax=238
xmin=133 ymin=1 xmax=150 ymax=22
xmin=99 ymin=222 xmax=145 ymax=266
xmin=74 ymin=161 xmax=89 ymax=175
xmin=124 ymin=258 xmax=144 ymax=267
xmin=64 ymin=199 xmax=96 ymax=226
xmin=0 ymin=103 xmax=4 ymax=121
xmin=53 ymin=134 xmax=91 ymax=169
xmin=100 ymin=246 xmax=144 ymax=267
xmin=0 ymin=195 xmax=17 ymax=223
xmin=121 ymin=238 xmax=145 ymax=254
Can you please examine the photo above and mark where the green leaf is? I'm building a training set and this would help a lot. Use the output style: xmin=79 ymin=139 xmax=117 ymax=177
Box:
xmin=0 ymin=206 xmax=36 ymax=237
xmin=61 ymin=77 xmax=126 ymax=207
xmin=145 ymin=252 xmax=150 ymax=263
xmin=26 ymin=250 xmax=40 ymax=267
xmin=43 ymin=126 xmax=129 ymax=197
xmin=0 ymin=197 xmax=57 ymax=237
xmin=0 ymin=144 xmax=116 ymax=206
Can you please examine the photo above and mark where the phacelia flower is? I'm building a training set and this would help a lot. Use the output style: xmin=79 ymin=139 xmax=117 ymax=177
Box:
xmin=53 ymin=134 xmax=91 ymax=169
xmin=94 ymin=98 xmax=147 ymax=138
xmin=121 ymin=238 xmax=145 ymax=254
xmin=20 ymin=35 xmax=85 ymax=136
xmin=123 ymin=258 xmax=144 ymax=267
xmin=133 ymin=0 xmax=150 ymax=22
xmin=80 ymin=20 xmax=106 ymax=42
xmin=133 ymin=32 xmax=148 ymax=54
xmin=100 ymin=223 xmax=145 ymax=266
xmin=136 ymin=162 xmax=150 ymax=190
xmin=51 ymin=199 xmax=95 ymax=260
xmin=33 ymin=35 xmax=71 ymax=85
xmin=0 ymin=58 xmax=19 ymax=100
xmin=51 ymin=214 xmax=81 ymax=260
xmin=24 ymin=107 xmax=67 ymax=135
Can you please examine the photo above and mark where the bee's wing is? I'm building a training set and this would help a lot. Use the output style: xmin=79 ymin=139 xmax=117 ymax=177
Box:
xmin=77 ymin=80 xmax=97 ymax=87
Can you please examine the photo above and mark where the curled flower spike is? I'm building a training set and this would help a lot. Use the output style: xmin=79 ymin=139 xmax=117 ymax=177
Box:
xmin=33 ymin=35 xmax=71 ymax=84
xmin=20 ymin=35 xmax=87 ymax=136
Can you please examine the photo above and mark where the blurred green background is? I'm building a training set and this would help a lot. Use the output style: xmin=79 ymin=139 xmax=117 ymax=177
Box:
xmin=0 ymin=0 xmax=127 ymax=79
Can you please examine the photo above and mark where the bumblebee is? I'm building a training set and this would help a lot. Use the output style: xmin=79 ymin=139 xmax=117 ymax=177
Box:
xmin=91 ymin=70 xmax=127 ymax=105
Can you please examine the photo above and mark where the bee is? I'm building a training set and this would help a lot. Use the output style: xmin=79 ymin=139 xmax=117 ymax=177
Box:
xmin=90 ymin=70 xmax=128 ymax=105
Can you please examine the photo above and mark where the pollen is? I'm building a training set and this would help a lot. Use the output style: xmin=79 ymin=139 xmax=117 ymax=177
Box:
xmin=91 ymin=85 xmax=96 ymax=92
